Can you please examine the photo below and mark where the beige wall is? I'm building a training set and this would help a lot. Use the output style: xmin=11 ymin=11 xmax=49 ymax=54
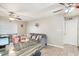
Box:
xmin=26 ymin=15 xmax=64 ymax=46
xmin=0 ymin=18 xmax=27 ymax=35
xmin=77 ymin=17 xmax=79 ymax=46
xmin=17 ymin=21 xmax=27 ymax=35
xmin=0 ymin=19 xmax=17 ymax=34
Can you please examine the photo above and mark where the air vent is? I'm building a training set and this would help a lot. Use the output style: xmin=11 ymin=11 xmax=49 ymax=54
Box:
xmin=64 ymin=17 xmax=72 ymax=20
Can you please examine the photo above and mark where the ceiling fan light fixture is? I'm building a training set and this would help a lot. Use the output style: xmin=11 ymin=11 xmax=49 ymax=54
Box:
xmin=9 ymin=17 xmax=15 ymax=21
xmin=65 ymin=7 xmax=74 ymax=13
xmin=69 ymin=7 xmax=74 ymax=12
xmin=65 ymin=9 xmax=69 ymax=13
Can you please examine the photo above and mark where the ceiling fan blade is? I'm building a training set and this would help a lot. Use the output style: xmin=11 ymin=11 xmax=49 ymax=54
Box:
xmin=9 ymin=11 xmax=14 ymax=14
xmin=9 ymin=11 xmax=15 ymax=17
xmin=16 ymin=18 xmax=22 ymax=20
xmin=53 ymin=9 xmax=63 ymax=13
xmin=59 ymin=3 xmax=66 ymax=7
xmin=59 ymin=3 xmax=73 ymax=7
xmin=59 ymin=3 xmax=65 ymax=6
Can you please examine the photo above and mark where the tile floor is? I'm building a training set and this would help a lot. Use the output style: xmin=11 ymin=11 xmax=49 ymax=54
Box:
xmin=41 ymin=44 xmax=79 ymax=56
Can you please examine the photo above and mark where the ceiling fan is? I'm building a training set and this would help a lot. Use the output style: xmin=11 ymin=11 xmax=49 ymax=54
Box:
xmin=8 ymin=11 xmax=22 ymax=21
xmin=53 ymin=3 xmax=73 ymax=13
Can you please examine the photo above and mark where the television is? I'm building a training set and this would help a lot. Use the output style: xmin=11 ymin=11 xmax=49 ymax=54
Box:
xmin=0 ymin=37 xmax=10 ymax=46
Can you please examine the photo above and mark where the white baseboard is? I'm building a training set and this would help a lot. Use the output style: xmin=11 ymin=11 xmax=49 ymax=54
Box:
xmin=64 ymin=43 xmax=77 ymax=46
xmin=48 ymin=44 xmax=64 ymax=48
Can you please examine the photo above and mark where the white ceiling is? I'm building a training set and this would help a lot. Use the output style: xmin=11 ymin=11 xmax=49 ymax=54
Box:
xmin=0 ymin=3 xmax=65 ymax=21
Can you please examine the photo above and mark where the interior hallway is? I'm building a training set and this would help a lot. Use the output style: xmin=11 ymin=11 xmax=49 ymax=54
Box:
xmin=41 ymin=45 xmax=79 ymax=56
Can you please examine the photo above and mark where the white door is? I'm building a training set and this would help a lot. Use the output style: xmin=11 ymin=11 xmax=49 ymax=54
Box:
xmin=64 ymin=19 xmax=77 ymax=45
